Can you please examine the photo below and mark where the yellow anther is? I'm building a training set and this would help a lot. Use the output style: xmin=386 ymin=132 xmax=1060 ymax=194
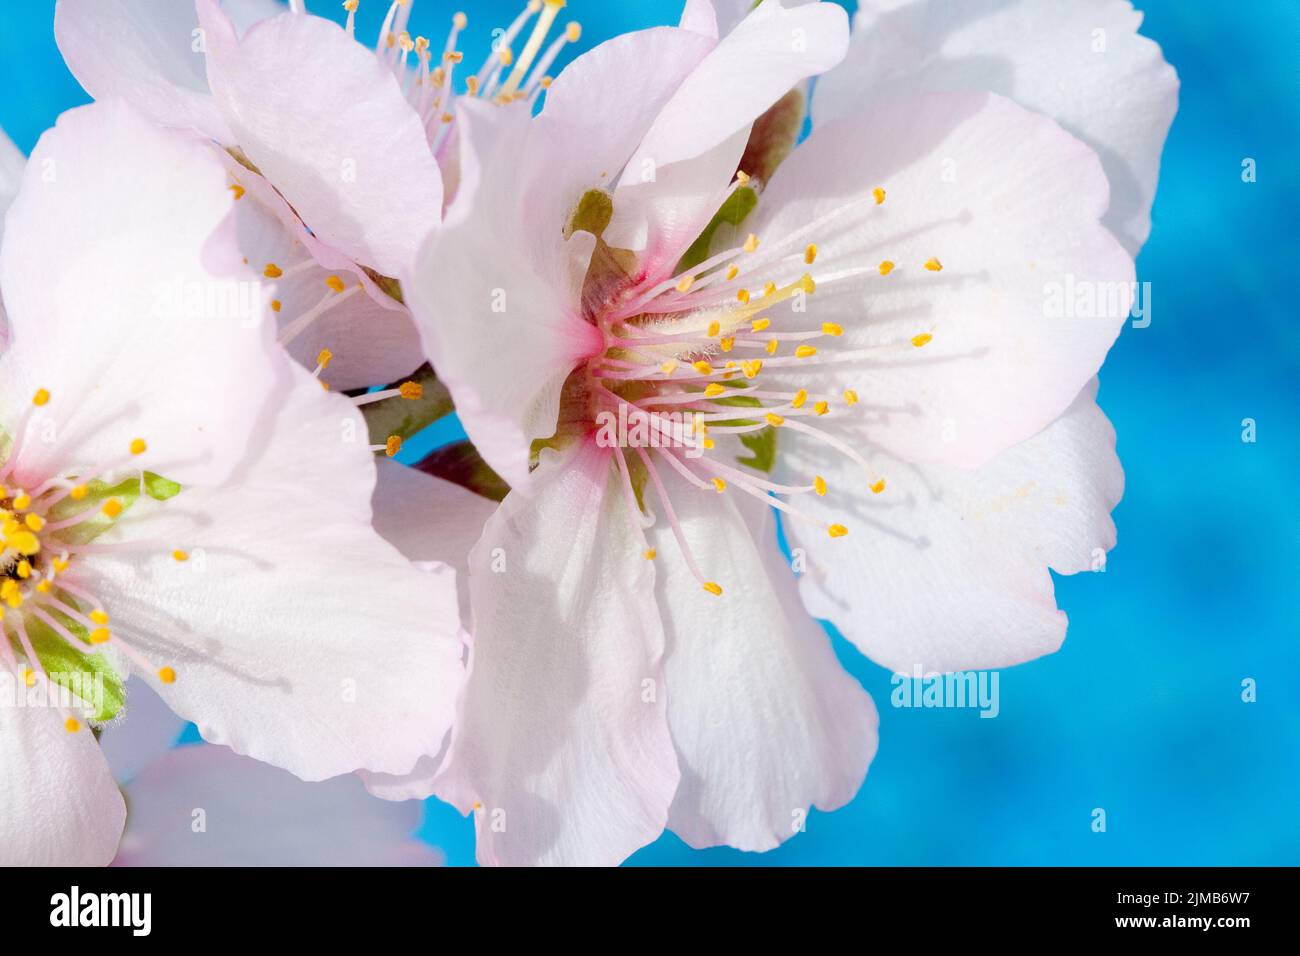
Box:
xmin=13 ymin=493 xmax=31 ymax=510
xmin=566 ymin=22 xmax=581 ymax=42
xmin=878 ymin=260 xmax=895 ymax=276
xmin=814 ymin=475 xmax=828 ymax=497
xmin=703 ymin=438 xmax=716 ymax=450
xmin=36 ymin=579 xmax=52 ymax=594
xmin=33 ymin=388 xmax=51 ymax=407
xmin=911 ymin=333 xmax=933 ymax=348
xmin=101 ymin=499 xmax=124 ymax=519
xmin=385 ymin=436 xmax=402 ymax=457
xmin=703 ymin=383 xmax=727 ymax=399
xmin=158 ymin=666 xmax=177 ymax=685
xmin=720 ymin=336 xmax=735 ymax=352
xmin=798 ymin=273 xmax=816 ymax=294
xmin=751 ymin=317 xmax=771 ymax=332
xmin=740 ymin=360 xmax=763 ymax=379
xmin=712 ymin=478 xmax=727 ymax=493
xmin=452 ymin=11 xmax=467 ymax=29
xmin=65 ymin=717 xmax=81 ymax=734
xmin=766 ymin=339 xmax=779 ymax=355
xmin=706 ymin=320 xmax=720 ymax=337
xmin=130 ymin=438 xmax=147 ymax=456
xmin=828 ymin=523 xmax=849 ymax=538
xmin=398 ymin=33 xmax=415 ymax=53
xmin=743 ymin=233 xmax=759 ymax=253
xmin=660 ymin=360 xmax=679 ymax=376
xmin=70 ymin=485 xmax=88 ymax=501
xmin=843 ymin=389 xmax=859 ymax=406
xmin=736 ymin=288 xmax=750 ymax=304
xmin=804 ymin=244 xmax=818 ymax=265
xmin=24 ymin=513 xmax=44 ymax=532
xmin=343 ymin=0 xmax=358 ymax=11
xmin=702 ymin=582 xmax=723 ymax=596
xmin=172 ymin=550 xmax=189 ymax=562
xmin=725 ymin=264 xmax=739 ymax=281
xmin=445 ymin=51 xmax=464 ymax=64
xmin=316 ymin=349 xmax=333 ymax=370
xmin=22 ymin=668 xmax=35 ymax=688
xmin=89 ymin=628 xmax=110 ymax=645
xmin=795 ymin=345 xmax=818 ymax=359
xmin=870 ymin=479 xmax=886 ymax=495
xmin=923 ymin=257 xmax=943 ymax=272
xmin=89 ymin=610 xmax=110 ymax=625
xmin=53 ymin=557 xmax=70 ymax=573
xmin=814 ymin=401 xmax=829 ymax=416
xmin=792 ymin=389 xmax=808 ymax=409
xmin=763 ymin=281 xmax=777 ymax=298
xmin=466 ymin=75 xmax=480 ymax=95
xmin=540 ymin=76 xmax=553 ymax=88
xmin=736 ymin=170 xmax=751 ymax=185
xmin=263 ymin=262 xmax=283 ymax=278
xmin=634 ymin=547 xmax=654 ymax=562
xmin=399 ymin=381 xmax=424 ymax=400
xmin=271 ymin=299 xmax=282 ymax=313
xmin=325 ymin=275 xmax=346 ymax=293
xmin=676 ymin=275 xmax=695 ymax=293
xmin=441 ymin=112 xmax=455 ymax=124
xmin=821 ymin=322 xmax=843 ymax=337
xmin=10 ymin=531 xmax=39 ymax=556
xmin=16 ymin=561 xmax=31 ymax=579
xmin=229 ymin=183 xmax=246 ymax=200
xmin=692 ymin=361 xmax=714 ymax=376
xmin=872 ymin=187 xmax=886 ymax=205
xmin=765 ymin=413 xmax=785 ymax=427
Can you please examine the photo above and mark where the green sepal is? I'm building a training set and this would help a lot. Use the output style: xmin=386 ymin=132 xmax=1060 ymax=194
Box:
xmin=45 ymin=471 xmax=182 ymax=546
xmin=362 ymin=363 xmax=455 ymax=446
xmin=19 ymin=613 xmax=127 ymax=723
xmin=415 ymin=441 xmax=511 ymax=503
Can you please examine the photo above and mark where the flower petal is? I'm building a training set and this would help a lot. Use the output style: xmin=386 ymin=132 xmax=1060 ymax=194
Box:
xmin=776 ymin=380 xmax=1123 ymax=673
xmin=54 ymin=0 xmax=234 ymax=142
xmin=99 ymin=677 xmax=189 ymax=784
xmin=752 ymin=91 xmax=1134 ymax=469
xmin=0 ymin=99 xmax=280 ymax=488
xmin=114 ymin=743 xmax=443 ymax=866
xmin=197 ymin=0 xmax=442 ymax=276
xmin=649 ymin=467 xmax=878 ymax=851
xmin=0 ymin=702 xmax=125 ymax=865
xmin=433 ymin=444 xmax=679 ymax=866
xmin=78 ymin=366 xmax=466 ymax=782
xmin=0 ymin=124 xmax=23 ymax=343
xmin=814 ymin=0 xmax=1179 ymax=254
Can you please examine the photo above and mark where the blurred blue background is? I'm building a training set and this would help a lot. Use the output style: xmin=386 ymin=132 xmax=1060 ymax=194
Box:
xmin=4 ymin=0 xmax=1296 ymax=866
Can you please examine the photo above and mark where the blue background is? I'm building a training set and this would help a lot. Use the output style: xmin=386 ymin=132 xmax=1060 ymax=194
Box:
xmin=4 ymin=0 xmax=1296 ymax=866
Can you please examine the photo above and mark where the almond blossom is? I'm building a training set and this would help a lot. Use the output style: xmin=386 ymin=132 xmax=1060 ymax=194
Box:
xmin=0 ymin=99 xmax=464 ymax=865
xmin=54 ymin=0 xmax=584 ymax=389
xmin=398 ymin=0 xmax=1159 ymax=865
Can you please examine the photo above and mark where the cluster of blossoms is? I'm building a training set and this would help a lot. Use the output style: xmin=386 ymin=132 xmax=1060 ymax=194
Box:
xmin=1 ymin=0 xmax=1175 ymax=866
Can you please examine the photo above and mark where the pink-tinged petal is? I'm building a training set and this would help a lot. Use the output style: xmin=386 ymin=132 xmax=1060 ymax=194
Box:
xmin=99 ymin=677 xmax=189 ymax=785
xmin=407 ymin=100 xmax=601 ymax=492
xmin=78 ymin=365 xmax=467 ymax=782
xmin=434 ymin=444 xmax=679 ymax=866
xmin=0 ymin=124 xmax=23 ymax=343
xmin=197 ymin=1 xmax=441 ymax=276
xmin=0 ymin=703 xmax=125 ymax=865
xmin=815 ymin=0 xmax=1178 ymax=254
xmin=371 ymin=458 xmax=497 ymax=629
xmin=114 ymin=744 xmax=443 ymax=866
xmin=777 ymin=381 xmax=1123 ymax=674
xmin=649 ymin=467 xmax=878 ymax=852
xmin=55 ymin=0 xmax=234 ymax=142
xmin=753 ymin=91 xmax=1134 ymax=469
xmin=678 ymin=0 xmax=720 ymax=37
xmin=0 ymin=99 xmax=280 ymax=489
xmin=231 ymin=188 xmax=421 ymax=389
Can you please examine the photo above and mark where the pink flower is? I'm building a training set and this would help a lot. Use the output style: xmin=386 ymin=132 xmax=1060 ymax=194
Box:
xmin=0 ymin=100 xmax=464 ymax=865
xmin=397 ymin=0 xmax=1159 ymax=865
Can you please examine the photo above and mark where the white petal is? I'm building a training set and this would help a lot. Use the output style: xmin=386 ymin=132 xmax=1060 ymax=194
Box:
xmin=54 ymin=0 xmax=234 ymax=141
xmin=434 ymin=444 xmax=679 ymax=866
xmin=0 ymin=701 xmax=125 ymax=865
xmin=0 ymin=99 xmax=280 ymax=488
xmin=649 ymin=467 xmax=878 ymax=851
xmin=777 ymin=381 xmax=1123 ymax=673
xmin=114 ymin=743 xmax=442 ymax=866
xmin=814 ymin=0 xmax=1179 ymax=254
xmin=197 ymin=1 xmax=442 ymax=276
xmin=0 ymin=124 xmax=23 ymax=343
xmin=752 ymin=91 xmax=1134 ymax=469
xmin=78 ymin=367 xmax=466 ymax=782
